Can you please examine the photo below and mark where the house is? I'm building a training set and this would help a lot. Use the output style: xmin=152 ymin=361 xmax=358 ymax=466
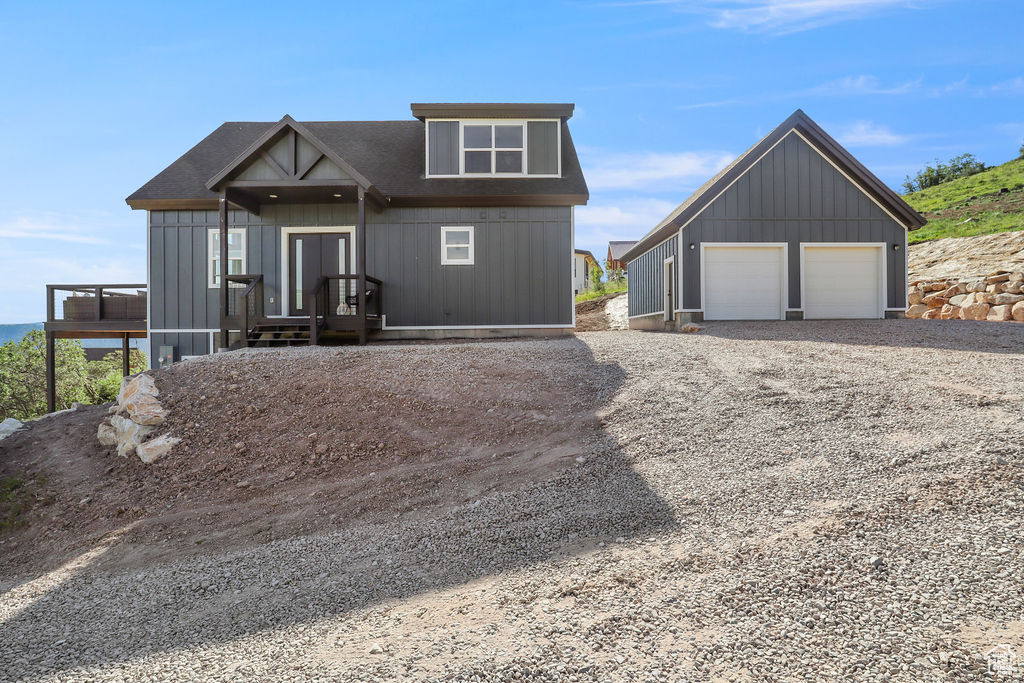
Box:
xmin=124 ymin=104 xmax=589 ymax=364
xmin=572 ymin=249 xmax=600 ymax=295
xmin=623 ymin=110 xmax=925 ymax=328
xmin=606 ymin=240 xmax=636 ymax=275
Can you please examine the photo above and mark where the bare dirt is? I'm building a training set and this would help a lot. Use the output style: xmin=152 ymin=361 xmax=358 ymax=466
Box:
xmin=0 ymin=341 xmax=609 ymax=576
xmin=573 ymin=292 xmax=625 ymax=331
xmin=909 ymin=229 xmax=1024 ymax=281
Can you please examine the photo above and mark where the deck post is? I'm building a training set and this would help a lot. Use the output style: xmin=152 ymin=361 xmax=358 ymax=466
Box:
xmin=122 ymin=333 xmax=130 ymax=377
xmin=45 ymin=331 xmax=56 ymax=413
xmin=218 ymin=196 xmax=229 ymax=351
xmin=357 ymin=187 xmax=367 ymax=345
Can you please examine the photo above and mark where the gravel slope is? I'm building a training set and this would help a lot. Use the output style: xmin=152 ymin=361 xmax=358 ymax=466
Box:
xmin=2 ymin=321 xmax=1023 ymax=682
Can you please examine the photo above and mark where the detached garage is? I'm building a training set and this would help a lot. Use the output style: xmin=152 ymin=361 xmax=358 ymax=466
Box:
xmin=624 ymin=109 xmax=926 ymax=328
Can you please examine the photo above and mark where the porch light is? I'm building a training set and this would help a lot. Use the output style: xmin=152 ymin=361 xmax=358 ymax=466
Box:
xmin=689 ymin=243 xmax=695 ymax=250
xmin=332 ymin=193 xmax=342 ymax=198
xmin=893 ymin=243 xmax=901 ymax=251
xmin=269 ymin=194 xmax=278 ymax=199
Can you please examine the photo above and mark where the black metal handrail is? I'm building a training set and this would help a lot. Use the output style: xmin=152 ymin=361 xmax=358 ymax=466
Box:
xmin=225 ymin=274 xmax=263 ymax=346
xmin=308 ymin=274 xmax=382 ymax=345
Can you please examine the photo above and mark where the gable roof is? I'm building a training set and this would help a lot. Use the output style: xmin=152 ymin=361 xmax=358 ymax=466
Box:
xmin=621 ymin=109 xmax=926 ymax=263
xmin=608 ymin=240 xmax=637 ymax=261
xmin=574 ymin=248 xmax=596 ymax=261
xmin=126 ymin=114 xmax=589 ymax=210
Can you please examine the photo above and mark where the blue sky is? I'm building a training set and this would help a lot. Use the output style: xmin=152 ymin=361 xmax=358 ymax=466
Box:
xmin=0 ymin=0 xmax=1021 ymax=322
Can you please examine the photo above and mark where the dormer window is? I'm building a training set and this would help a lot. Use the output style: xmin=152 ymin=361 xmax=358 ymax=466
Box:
xmin=426 ymin=119 xmax=560 ymax=178
xmin=464 ymin=123 xmax=524 ymax=174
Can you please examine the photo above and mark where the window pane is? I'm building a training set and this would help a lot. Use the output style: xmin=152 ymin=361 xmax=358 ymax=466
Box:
xmin=446 ymin=246 xmax=470 ymax=261
xmin=464 ymin=150 xmax=491 ymax=173
xmin=495 ymin=151 xmax=523 ymax=173
xmin=463 ymin=125 xmax=491 ymax=149
xmin=494 ymin=125 xmax=522 ymax=148
xmin=228 ymin=232 xmax=244 ymax=258
xmin=229 ymin=259 xmax=243 ymax=275
xmin=444 ymin=230 xmax=471 ymax=246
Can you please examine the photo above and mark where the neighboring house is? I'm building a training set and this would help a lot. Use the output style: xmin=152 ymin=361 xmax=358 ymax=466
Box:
xmin=572 ymin=249 xmax=600 ymax=295
xmin=125 ymin=103 xmax=589 ymax=364
xmin=623 ymin=110 xmax=926 ymax=329
xmin=606 ymin=240 xmax=636 ymax=275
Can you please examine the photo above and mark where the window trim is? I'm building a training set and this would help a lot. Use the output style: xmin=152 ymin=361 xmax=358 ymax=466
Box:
xmin=207 ymin=228 xmax=247 ymax=288
xmin=441 ymin=226 xmax=475 ymax=266
xmin=424 ymin=118 xmax=561 ymax=179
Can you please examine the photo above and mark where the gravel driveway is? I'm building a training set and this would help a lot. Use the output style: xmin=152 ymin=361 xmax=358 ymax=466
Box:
xmin=2 ymin=321 xmax=1023 ymax=681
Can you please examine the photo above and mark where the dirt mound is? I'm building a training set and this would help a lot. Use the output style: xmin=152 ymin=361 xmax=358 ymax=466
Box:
xmin=0 ymin=340 xmax=613 ymax=574
xmin=909 ymin=230 xmax=1024 ymax=282
xmin=575 ymin=292 xmax=626 ymax=331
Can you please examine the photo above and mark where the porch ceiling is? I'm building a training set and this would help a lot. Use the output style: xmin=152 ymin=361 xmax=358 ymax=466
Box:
xmin=226 ymin=182 xmax=362 ymax=210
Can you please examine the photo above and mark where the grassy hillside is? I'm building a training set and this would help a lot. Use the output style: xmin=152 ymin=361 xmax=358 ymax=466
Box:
xmin=903 ymin=158 xmax=1024 ymax=243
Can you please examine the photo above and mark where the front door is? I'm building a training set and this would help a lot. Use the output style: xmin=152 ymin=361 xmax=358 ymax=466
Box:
xmin=288 ymin=233 xmax=351 ymax=315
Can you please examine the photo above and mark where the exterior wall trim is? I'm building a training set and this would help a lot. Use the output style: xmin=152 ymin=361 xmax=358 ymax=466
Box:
xmin=278 ymin=225 xmax=356 ymax=316
xmin=799 ymin=242 xmax=886 ymax=319
xmin=663 ymin=255 xmax=675 ymax=322
xmin=381 ymin=315 xmax=574 ymax=330
xmin=700 ymin=242 xmax=788 ymax=320
xmin=628 ymin=310 xmax=666 ymax=319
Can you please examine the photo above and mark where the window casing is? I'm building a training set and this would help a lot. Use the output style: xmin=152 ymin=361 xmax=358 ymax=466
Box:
xmin=208 ymin=229 xmax=246 ymax=287
xmin=441 ymin=226 xmax=474 ymax=265
xmin=425 ymin=119 xmax=561 ymax=178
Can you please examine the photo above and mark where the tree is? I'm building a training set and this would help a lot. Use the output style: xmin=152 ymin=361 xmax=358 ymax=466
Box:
xmin=85 ymin=350 xmax=147 ymax=404
xmin=0 ymin=330 xmax=89 ymax=420
xmin=604 ymin=258 xmax=625 ymax=284
xmin=1019 ymin=139 xmax=1024 ymax=160
xmin=902 ymin=153 xmax=987 ymax=193
xmin=588 ymin=259 xmax=605 ymax=293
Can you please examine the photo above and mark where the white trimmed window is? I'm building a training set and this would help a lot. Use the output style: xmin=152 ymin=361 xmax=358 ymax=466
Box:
xmin=208 ymin=229 xmax=246 ymax=287
xmin=441 ymin=227 xmax=474 ymax=265
xmin=463 ymin=123 xmax=524 ymax=175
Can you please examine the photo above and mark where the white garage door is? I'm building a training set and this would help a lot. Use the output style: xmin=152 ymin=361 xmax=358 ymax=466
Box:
xmin=803 ymin=245 xmax=883 ymax=319
xmin=703 ymin=245 xmax=785 ymax=320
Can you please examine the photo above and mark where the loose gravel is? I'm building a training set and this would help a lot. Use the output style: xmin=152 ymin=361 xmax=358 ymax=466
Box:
xmin=1 ymin=320 xmax=1023 ymax=682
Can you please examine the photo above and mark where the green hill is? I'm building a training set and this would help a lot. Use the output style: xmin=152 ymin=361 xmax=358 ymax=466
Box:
xmin=903 ymin=158 xmax=1024 ymax=243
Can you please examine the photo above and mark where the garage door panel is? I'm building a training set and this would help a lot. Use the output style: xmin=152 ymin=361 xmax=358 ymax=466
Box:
xmin=704 ymin=246 xmax=784 ymax=320
xmin=803 ymin=246 xmax=881 ymax=319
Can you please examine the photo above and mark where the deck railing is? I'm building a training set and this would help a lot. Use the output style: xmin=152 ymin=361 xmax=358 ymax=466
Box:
xmin=46 ymin=284 xmax=148 ymax=323
xmin=223 ymin=274 xmax=264 ymax=346
xmin=309 ymin=275 xmax=382 ymax=344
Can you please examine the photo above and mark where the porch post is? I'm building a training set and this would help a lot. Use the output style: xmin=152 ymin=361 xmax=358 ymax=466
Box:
xmin=357 ymin=187 xmax=367 ymax=345
xmin=218 ymin=196 xmax=229 ymax=351
xmin=45 ymin=331 xmax=56 ymax=413
xmin=122 ymin=333 xmax=131 ymax=378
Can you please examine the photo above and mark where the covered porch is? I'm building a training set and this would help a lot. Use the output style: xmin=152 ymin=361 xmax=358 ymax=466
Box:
xmin=207 ymin=115 xmax=388 ymax=349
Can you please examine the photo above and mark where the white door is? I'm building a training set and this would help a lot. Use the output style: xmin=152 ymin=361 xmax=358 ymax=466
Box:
xmin=803 ymin=245 xmax=883 ymax=319
xmin=703 ymin=245 xmax=785 ymax=320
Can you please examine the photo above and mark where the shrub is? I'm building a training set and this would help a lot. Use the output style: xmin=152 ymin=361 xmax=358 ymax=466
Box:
xmin=903 ymin=153 xmax=987 ymax=193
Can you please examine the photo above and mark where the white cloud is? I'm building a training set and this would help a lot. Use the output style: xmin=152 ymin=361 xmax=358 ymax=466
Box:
xmin=809 ymin=74 xmax=921 ymax=96
xmin=582 ymin=150 xmax=734 ymax=190
xmin=575 ymin=198 xmax=682 ymax=256
xmin=833 ymin=120 xmax=909 ymax=146
xmin=0 ymin=217 xmax=110 ymax=245
xmin=703 ymin=0 xmax=928 ymax=34
xmin=990 ymin=77 xmax=1024 ymax=94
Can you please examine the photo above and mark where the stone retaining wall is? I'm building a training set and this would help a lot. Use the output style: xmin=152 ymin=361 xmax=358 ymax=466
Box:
xmin=906 ymin=270 xmax=1024 ymax=322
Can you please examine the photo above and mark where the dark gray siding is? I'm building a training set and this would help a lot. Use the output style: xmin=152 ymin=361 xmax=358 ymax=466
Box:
xmin=629 ymin=132 xmax=907 ymax=315
xmin=527 ymin=121 xmax=559 ymax=175
xmin=148 ymin=204 xmax=572 ymax=335
xmin=627 ymin=235 xmax=677 ymax=317
xmin=150 ymin=332 xmax=210 ymax=362
xmin=428 ymin=121 xmax=459 ymax=175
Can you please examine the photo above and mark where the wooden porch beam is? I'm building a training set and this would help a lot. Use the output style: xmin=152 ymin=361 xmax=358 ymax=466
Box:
xmin=296 ymin=153 xmax=324 ymax=180
xmin=259 ymin=151 xmax=290 ymax=179
xmin=224 ymin=187 xmax=261 ymax=216
xmin=357 ymin=187 xmax=367 ymax=345
xmin=218 ymin=196 xmax=229 ymax=351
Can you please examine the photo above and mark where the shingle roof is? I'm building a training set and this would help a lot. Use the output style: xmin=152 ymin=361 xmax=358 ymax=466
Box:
xmin=621 ymin=109 xmax=926 ymax=263
xmin=608 ymin=241 xmax=637 ymax=261
xmin=126 ymin=119 xmax=588 ymax=208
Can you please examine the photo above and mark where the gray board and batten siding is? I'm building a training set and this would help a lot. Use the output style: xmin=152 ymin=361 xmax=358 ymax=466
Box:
xmin=426 ymin=120 xmax=560 ymax=176
xmin=149 ymin=204 xmax=572 ymax=358
xmin=627 ymin=132 xmax=909 ymax=317
xmin=627 ymin=236 xmax=677 ymax=319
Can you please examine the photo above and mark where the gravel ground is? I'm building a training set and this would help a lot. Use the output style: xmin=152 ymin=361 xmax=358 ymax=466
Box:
xmin=2 ymin=320 xmax=1023 ymax=682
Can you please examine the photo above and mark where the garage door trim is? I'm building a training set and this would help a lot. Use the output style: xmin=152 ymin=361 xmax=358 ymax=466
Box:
xmin=700 ymin=242 xmax=788 ymax=320
xmin=799 ymin=242 xmax=886 ymax=319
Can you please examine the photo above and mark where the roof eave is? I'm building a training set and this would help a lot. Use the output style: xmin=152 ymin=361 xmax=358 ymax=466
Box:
xmin=410 ymin=103 xmax=575 ymax=121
